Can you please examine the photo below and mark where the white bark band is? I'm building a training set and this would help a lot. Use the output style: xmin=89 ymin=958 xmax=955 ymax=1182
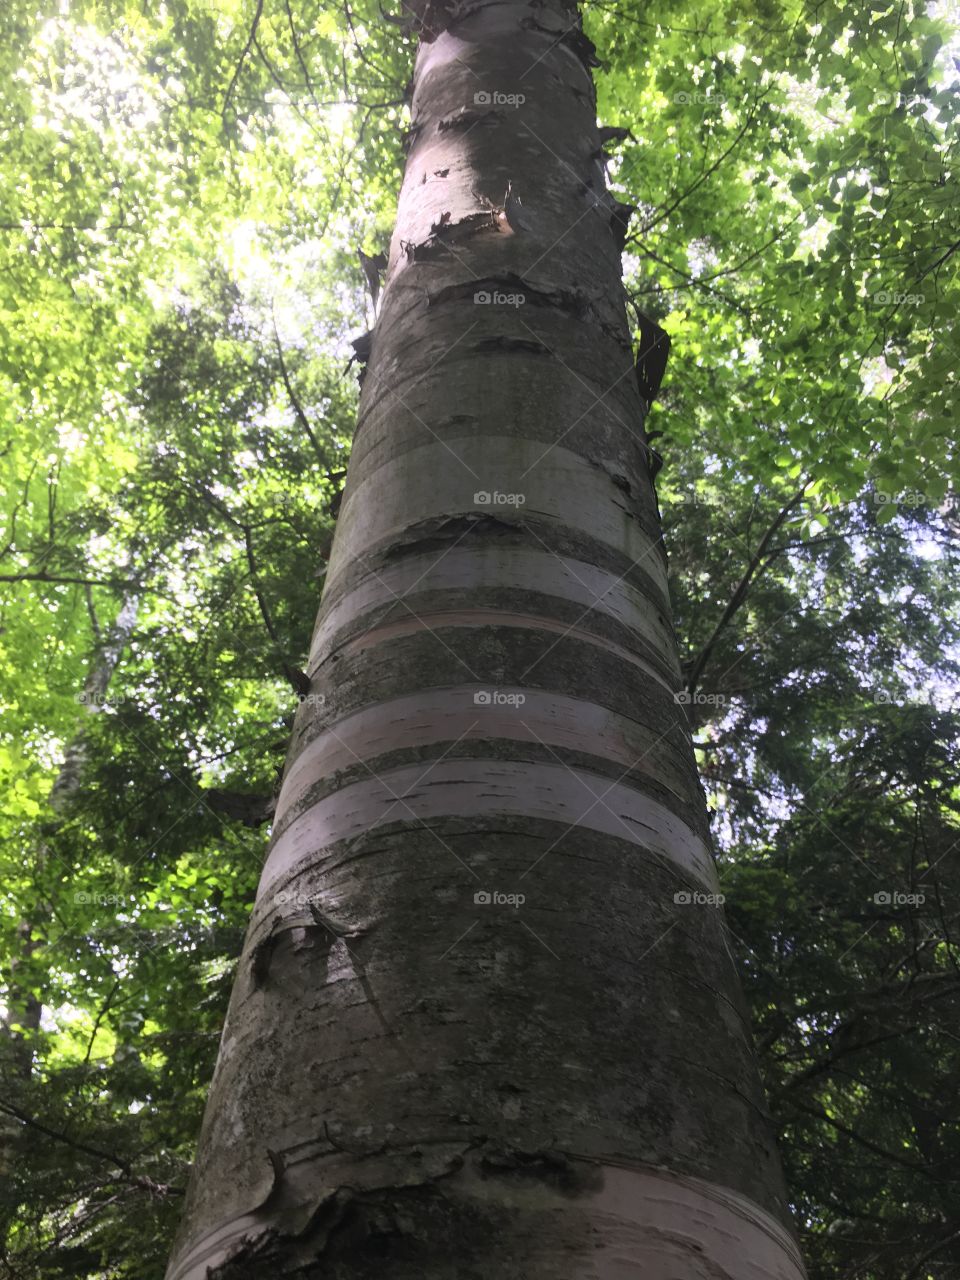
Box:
xmin=277 ymin=686 xmax=698 ymax=822
xmin=309 ymin=544 xmax=678 ymax=684
xmin=325 ymin=437 xmax=668 ymax=598
xmin=258 ymin=756 xmax=718 ymax=903
xmin=530 ymin=1159 xmax=806 ymax=1280
xmin=326 ymin=608 xmax=678 ymax=695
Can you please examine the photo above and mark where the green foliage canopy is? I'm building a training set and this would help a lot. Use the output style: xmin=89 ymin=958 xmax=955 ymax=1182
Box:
xmin=0 ymin=0 xmax=957 ymax=1275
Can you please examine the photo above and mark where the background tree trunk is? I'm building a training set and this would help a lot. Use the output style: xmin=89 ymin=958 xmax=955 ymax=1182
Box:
xmin=0 ymin=594 xmax=138 ymax=1221
xmin=166 ymin=2 xmax=805 ymax=1276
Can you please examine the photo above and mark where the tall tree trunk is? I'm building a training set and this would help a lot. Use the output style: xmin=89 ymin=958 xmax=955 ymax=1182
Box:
xmin=167 ymin=3 xmax=805 ymax=1276
xmin=0 ymin=594 xmax=138 ymax=1212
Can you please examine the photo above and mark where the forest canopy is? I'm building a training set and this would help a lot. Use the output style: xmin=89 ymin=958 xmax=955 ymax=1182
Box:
xmin=0 ymin=0 xmax=958 ymax=1276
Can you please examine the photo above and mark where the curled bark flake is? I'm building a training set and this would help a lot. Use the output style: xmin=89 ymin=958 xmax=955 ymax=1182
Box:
xmin=438 ymin=211 xmax=498 ymax=239
xmin=352 ymin=331 xmax=374 ymax=363
xmin=563 ymin=28 xmax=602 ymax=70
xmin=502 ymin=180 xmax=531 ymax=232
xmin=381 ymin=512 xmax=519 ymax=561
xmin=597 ymin=125 xmax=635 ymax=148
xmin=208 ymin=1188 xmax=351 ymax=1277
xmin=437 ymin=106 xmax=503 ymax=132
xmin=473 ymin=335 xmax=550 ymax=356
xmin=402 ymin=210 xmax=501 ymax=261
xmin=260 ymin=1149 xmax=287 ymax=1212
xmin=281 ymin=663 xmax=311 ymax=697
xmin=250 ymin=906 xmax=365 ymax=989
xmin=635 ymin=314 xmax=671 ymax=403
xmin=344 ymin=330 xmax=374 ymax=384
xmin=250 ymin=918 xmax=310 ymax=989
xmin=250 ymin=925 xmax=279 ymax=988
xmin=359 ymin=249 xmax=387 ymax=311
xmin=400 ymin=122 xmax=423 ymax=153
xmin=610 ymin=198 xmax=637 ymax=252
xmin=209 ymin=1147 xmax=474 ymax=1276
xmin=643 ymin=439 xmax=664 ymax=481
xmin=592 ymin=132 xmax=634 ymax=167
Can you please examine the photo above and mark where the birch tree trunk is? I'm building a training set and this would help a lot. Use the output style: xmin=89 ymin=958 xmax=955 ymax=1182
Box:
xmin=167 ymin=2 xmax=806 ymax=1275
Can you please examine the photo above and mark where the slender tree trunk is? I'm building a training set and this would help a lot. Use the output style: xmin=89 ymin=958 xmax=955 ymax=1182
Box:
xmin=167 ymin=3 xmax=805 ymax=1276
xmin=0 ymin=595 xmax=138 ymax=1218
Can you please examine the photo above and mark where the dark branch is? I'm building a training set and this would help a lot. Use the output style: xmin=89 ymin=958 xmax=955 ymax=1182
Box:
xmin=0 ymin=1098 xmax=184 ymax=1195
xmin=222 ymin=0 xmax=265 ymax=124
xmin=270 ymin=312 xmax=328 ymax=466
xmin=0 ymin=572 xmax=133 ymax=588
xmin=684 ymin=483 xmax=810 ymax=697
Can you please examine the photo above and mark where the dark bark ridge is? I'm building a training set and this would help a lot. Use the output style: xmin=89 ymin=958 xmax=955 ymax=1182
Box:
xmin=166 ymin=2 xmax=806 ymax=1276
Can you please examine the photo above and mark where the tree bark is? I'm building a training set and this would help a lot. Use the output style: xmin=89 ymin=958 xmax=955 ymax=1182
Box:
xmin=166 ymin=2 xmax=805 ymax=1276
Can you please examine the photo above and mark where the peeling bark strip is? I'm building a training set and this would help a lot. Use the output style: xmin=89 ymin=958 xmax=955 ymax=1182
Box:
xmin=272 ymin=688 xmax=701 ymax=819
xmin=306 ymin=545 xmax=680 ymax=686
xmin=322 ymin=438 xmax=669 ymax=596
xmin=167 ymin=0 xmax=805 ymax=1276
xmin=259 ymin=759 xmax=719 ymax=899
xmin=168 ymin=1157 xmax=806 ymax=1280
